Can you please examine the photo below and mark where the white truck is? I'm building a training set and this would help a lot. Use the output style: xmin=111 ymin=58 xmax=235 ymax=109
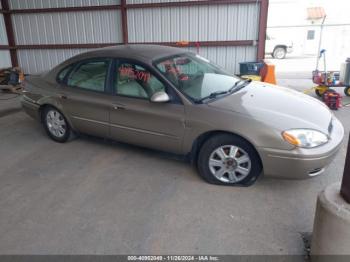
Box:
xmin=265 ymin=34 xmax=294 ymax=59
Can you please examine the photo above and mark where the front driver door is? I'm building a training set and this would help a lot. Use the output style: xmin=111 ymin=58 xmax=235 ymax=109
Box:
xmin=109 ymin=60 xmax=185 ymax=154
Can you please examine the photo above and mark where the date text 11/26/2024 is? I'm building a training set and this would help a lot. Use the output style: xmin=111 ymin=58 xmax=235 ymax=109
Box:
xmin=127 ymin=255 xmax=219 ymax=261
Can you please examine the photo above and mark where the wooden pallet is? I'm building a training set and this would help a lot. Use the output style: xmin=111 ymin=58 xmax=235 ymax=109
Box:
xmin=0 ymin=85 xmax=23 ymax=94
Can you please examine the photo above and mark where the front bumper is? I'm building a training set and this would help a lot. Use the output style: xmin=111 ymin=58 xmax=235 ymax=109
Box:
xmin=257 ymin=117 xmax=344 ymax=179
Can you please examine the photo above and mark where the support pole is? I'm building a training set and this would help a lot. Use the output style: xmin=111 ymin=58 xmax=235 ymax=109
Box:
xmin=1 ymin=0 xmax=18 ymax=67
xmin=341 ymin=133 xmax=350 ymax=203
xmin=257 ymin=0 xmax=269 ymax=61
xmin=121 ymin=0 xmax=128 ymax=44
xmin=316 ymin=15 xmax=326 ymax=71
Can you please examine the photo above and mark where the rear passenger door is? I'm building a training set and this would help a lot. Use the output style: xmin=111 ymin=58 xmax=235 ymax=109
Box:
xmin=109 ymin=60 xmax=186 ymax=154
xmin=57 ymin=58 xmax=113 ymax=137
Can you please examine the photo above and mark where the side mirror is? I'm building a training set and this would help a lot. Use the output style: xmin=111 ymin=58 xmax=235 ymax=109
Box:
xmin=150 ymin=91 xmax=170 ymax=103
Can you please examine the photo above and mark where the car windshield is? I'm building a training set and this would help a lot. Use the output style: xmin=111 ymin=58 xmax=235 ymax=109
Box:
xmin=154 ymin=54 xmax=241 ymax=102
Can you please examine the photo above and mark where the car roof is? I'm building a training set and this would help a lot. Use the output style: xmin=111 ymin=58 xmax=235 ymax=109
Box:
xmin=72 ymin=44 xmax=188 ymax=63
xmin=45 ymin=44 xmax=190 ymax=83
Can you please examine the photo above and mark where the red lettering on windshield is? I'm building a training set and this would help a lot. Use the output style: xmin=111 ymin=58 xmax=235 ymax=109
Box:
xmin=119 ymin=66 xmax=150 ymax=83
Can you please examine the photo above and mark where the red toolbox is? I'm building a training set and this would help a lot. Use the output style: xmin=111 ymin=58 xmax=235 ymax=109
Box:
xmin=323 ymin=91 xmax=342 ymax=110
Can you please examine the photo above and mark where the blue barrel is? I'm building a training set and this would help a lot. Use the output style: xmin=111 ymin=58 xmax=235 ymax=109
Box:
xmin=239 ymin=62 xmax=264 ymax=76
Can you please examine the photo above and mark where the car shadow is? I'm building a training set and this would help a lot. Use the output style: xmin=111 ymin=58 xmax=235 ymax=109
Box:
xmin=29 ymin=116 xmax=330 ymax=188
xmin=77 ymin=132 xmax=188 ymax=163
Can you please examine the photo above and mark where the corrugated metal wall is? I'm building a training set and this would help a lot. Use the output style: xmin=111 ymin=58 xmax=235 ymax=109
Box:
xmin=127 ymin=2 xmax=259 ymax=73
xmin=12 ymin=11 xmax=122 ymax=45
xmin=17 ymin=48 xmax=90 ymax=73
xmin=3 ymin=0 xmax=261 ymax=74
xmin=127 ymin=4 xmax=259 ymax=42
xmin=189 ymin=46 xmax=257 ymax=74
xmin=9 ymin=0 xmax=120 ymax=9
xmin=127 ymin=0 xmax=201 ymax=3
xmin=8 ymin=0 xmax=122 ymax=73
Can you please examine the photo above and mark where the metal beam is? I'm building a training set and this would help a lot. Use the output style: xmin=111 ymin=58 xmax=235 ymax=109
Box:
xmin=257 ymin=0 xmax=269 ymax=61
xmin=125 ymin=0 xmax=262 ymax=9
xmin=1 ymin=0 xmax=265 ymax=66
xmin=0 ymin=44 xmax=122 ymax=50
xmin=0 ymin=45 xmax=12 ymax=49
xmin=5 ymin=0 xmax=261 ymax=14
xmin=341 ymin=134 xmax=350 ymax=204
xmin=9 ymin=5 xmax=121 ymax=14
xmin=0 ymin=40 xmax=255 ymax=50
xmin=135 ymin=40 xmax=255 ymax=47
xmin=1 ymin=0 xmax=18 ymax=67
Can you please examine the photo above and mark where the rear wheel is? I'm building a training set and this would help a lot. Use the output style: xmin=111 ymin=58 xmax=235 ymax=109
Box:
xmin=42 ymin=106 xmax=72 ymax=143
xmin=197 ymin=134 xmax=262 ymax=186
xmin=272 ymin=47 xmax=286 ymax=59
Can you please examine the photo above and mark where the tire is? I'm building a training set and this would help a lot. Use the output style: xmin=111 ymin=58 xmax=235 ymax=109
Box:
xmin=42 ymin=106 xmax=73 ymax=143
xmin=345 ymin=86 xmax=350 ymax=97
xmin=272 ymin=47 xmax=287 ymax=59
xmin=315 ymin=86 xmax=328 ymax=97
xmin=197 ymin=134 xmax=262 ymax=186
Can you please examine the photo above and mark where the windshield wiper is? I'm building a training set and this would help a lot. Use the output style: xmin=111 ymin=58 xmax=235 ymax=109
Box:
xmin=229 ymin=79 xmax=252 ymax=93
xmin=197 ymin=90 xmax=230 ymax=103
xmin=196 ymin=79 xmax=252 ymax=103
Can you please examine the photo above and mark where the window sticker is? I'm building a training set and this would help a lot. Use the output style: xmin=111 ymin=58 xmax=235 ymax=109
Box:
xmin=119 ymin=65 xmax=150 ymax=83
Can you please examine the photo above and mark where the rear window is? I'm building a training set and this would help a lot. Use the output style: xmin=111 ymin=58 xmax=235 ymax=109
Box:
xmin=67 ymin=59 xmax=110 ymax=92
xmin=57 ymin=65 xmax=73 ymax=83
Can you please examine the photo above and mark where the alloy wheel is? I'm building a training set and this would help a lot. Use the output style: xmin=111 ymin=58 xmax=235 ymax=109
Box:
xmin=209 ymin=145 xmax=251 ymax=183
xmin=46 ymin=109 xmax=67 ymax=138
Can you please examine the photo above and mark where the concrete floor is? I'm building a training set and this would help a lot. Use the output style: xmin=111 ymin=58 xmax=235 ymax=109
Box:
xmin=0 ymin=75 xmax=349 ymax=255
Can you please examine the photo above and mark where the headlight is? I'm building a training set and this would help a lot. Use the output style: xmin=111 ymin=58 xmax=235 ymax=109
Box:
xmin=282 ymin=129 xmax=329 ymax=148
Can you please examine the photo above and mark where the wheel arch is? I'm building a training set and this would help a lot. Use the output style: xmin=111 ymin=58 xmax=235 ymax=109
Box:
xmin=273 ymin=45 xmax=287 ymax=51
xmin=189 ymin=130 xmax=263 ymax=168
xmin=38 ymin=103 xmax=76 ymax=131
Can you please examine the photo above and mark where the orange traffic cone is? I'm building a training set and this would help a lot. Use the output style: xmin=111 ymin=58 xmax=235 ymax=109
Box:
xmin=260 ymin=62 xmax=277 ymax=85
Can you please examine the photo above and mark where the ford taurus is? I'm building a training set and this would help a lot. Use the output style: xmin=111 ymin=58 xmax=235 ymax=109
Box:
xmin=21 ymin=45 xmax=344 ymax=186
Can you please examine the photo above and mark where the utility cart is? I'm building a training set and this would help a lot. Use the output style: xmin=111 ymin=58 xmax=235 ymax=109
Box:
xmin=312 ymin=50 xmax=350 ymax=97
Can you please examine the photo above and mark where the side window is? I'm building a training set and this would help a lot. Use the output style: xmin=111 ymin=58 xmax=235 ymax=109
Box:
xmin=67 ymin=59 xmax=110 ymax=92
xmin=116 ymin=62 xmax=166 ymax=99
xmin=57 ymin=65 xmax=73 ymax=83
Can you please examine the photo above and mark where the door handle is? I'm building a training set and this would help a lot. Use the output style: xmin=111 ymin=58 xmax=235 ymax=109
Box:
xmin=58 ymin=94 xmax=68 ymax=99
xmin=112 ymin=103 xmax=126 ymax=110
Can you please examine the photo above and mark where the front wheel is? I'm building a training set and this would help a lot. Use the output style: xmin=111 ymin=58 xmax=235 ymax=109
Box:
xmin=345 ymin=86 xmax=350 ymax=97
xmin=197 ymin=134 xmax=262 ymax=186
xmin=272 ymin=47 xmax=286 ymax=59
xmin=42 ymin=106 xmax=72 ymax=143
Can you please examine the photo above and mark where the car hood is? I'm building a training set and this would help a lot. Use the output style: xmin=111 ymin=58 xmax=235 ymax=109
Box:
xmin=207 ymin=81 xmax=332 ymax=134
